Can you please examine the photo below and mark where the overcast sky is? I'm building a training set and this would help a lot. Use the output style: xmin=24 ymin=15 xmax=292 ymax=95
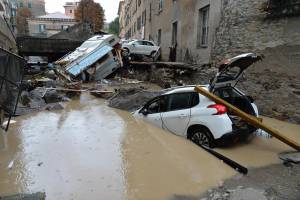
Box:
xmin=45 ymin=0 xmax=120 ymax=23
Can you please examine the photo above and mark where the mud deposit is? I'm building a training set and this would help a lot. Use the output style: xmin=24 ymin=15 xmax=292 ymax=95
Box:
xmin=0 ymin=94 xmax=299 ymax=200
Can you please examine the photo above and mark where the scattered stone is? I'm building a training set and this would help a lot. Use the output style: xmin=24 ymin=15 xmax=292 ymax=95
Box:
xmin=45 ymin=103 xmax=64 ymax=111
xmin=230 ymin=188 xmax=267 ymax=200
xmin=43 ymin=90 xmax=69 ymax=104
xmin=109 ymin=88 xmax=162 ymax=111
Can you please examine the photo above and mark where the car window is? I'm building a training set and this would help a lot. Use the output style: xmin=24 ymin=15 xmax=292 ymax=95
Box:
xmin=143 ymin=41 xmax=154 ymax=46
xmin=133 ymin=41 xmax=143 ymax=45
xmin=214 ymin=87 xmax=241 ymax=99
xmin=190 ymin=92 xmax=200 ymax=107
xmin=142 ymin=98 xmax=161 ymax=114
xmin=165 ymin=93 xmax=193 ymax=112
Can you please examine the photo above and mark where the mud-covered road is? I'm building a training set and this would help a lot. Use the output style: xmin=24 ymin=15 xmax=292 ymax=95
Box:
xmin=0 ymin=94 xmax=299 ymax=200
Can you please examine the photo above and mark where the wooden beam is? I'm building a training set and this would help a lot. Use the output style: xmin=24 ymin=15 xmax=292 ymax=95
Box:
xmin=194 ymin=86 xmax=300 ymax=151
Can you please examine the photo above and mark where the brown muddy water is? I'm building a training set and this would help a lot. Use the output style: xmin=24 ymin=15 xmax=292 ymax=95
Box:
xmin=0 ymin=94 xmax=299 ymax=200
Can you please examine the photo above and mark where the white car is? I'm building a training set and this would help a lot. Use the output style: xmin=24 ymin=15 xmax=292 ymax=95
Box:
xmin=134 ymin=53 xmax=262 ymax=148
xmin=122 ymin=40 xmax=160 ymax=58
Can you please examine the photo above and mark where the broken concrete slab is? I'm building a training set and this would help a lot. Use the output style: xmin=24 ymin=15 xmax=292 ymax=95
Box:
xmin=45 ymin=103 xmax=64 ymax=111
xmin=43 ymin=90 xmax=70 ymax=104
xmin=108 ymin=88 xmax=162 ymax=111
xmin=279 ymin=151 xmax=300 ymax=163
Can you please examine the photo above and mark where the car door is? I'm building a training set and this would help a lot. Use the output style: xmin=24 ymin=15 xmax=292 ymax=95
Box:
xmin=139 ymin=97 xmax=163 ymax=128
xmin=161 ymin=93 xmax=192 ymax=136
xmin=131 ymin=41 xmax=144 ymax=54
xmin=142 ymin=41 xmax=155 ymax=55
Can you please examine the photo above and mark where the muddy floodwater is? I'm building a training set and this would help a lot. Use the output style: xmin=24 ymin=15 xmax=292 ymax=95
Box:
xmin=0 ymin=94 xmax=299 ymax=200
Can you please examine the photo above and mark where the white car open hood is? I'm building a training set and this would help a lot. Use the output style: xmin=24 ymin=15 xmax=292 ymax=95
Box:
xmin=209 ymin=53 xmax=263 ymax=91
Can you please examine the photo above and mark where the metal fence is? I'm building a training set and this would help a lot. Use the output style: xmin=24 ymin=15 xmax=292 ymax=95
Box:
xmin=0 ymin=47 xmax=25 ymax=131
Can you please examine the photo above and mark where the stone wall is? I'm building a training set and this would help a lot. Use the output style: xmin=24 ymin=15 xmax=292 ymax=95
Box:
xmin=212 ymin=0 xmax=300 ymax=62
xmin=0 ymin=17 xmax=16 ymax=52
xmin=212 ymin=0 xmax=300 ymax=123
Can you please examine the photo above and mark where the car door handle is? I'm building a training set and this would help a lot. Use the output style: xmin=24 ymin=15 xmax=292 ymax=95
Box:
xmin=179 ymin=114 xmax=187 ymax=119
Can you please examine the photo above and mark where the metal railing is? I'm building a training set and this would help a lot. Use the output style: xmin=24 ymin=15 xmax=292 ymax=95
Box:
xmin=0 ymin=47 xmax=25 ymax=131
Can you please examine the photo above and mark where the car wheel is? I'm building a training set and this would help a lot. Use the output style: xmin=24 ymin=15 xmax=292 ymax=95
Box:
xmin=123 ymin=48 xmax=130 ymax=56
xmin=189 ymin=128 xmax=214 ymax=148
xmin=150 ymin=51 xmax=156 ymax=58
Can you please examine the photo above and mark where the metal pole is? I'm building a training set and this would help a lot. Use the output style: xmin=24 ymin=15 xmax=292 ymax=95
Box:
xmin=194 ymin=86 xmax=300 ymax=151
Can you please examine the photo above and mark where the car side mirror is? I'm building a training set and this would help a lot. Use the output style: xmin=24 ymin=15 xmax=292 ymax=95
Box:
xmin=141 ymin=109 xmax=149 ymax=116
xmin=247 ymin=95 xmax=254 ymax=103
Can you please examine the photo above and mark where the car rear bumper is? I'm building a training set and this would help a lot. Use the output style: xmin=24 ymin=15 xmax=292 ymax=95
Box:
xmin=215 ymin=126 xmax=257 ymax=147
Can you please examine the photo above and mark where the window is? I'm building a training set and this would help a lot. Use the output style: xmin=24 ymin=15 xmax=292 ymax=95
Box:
xmin=159 ymin=0 xmax=163 ymax=11
xmin=137 ymin=16 xmax=141 ymax=30
xmin=61 ymin=25 xmax=70 ymax=30
xmin=70 ymin=9 xmax=73 ymax=14
xmin=165 ymin=93 xmax=196 ymax=112
xmin=149 ymin=3 xmax=152 ymax=21
xmin=142 ymin=10 xmax=146 ymax=26
xmin=28 ymin=3 xmax=32 ymax=8
xmin=197 ymin=6 xmax=210 ymax=47
xmin=19 ymin=2 xmax=24 ymax=7
xmin=39 ymin=24 xmax=46 ymax=32
xmin=157 ymin=29 xmax=161 ymax=45
xmin=172 ymin=21 xmax=178 ymax=46
xmin=142 ymin=98 xmax=163 ymax=114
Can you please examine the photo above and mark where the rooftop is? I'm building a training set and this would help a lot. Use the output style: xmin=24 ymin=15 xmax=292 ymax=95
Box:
xmin=36 ymin=12 xmax=74 ymax=20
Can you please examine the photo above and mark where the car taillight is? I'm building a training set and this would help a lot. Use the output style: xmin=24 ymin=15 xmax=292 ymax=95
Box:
xmin=208 ymin=104 xmax=227 ymax=115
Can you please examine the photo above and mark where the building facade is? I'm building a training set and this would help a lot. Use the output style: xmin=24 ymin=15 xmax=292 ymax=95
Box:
xmin=16 ymin=0 xmax=46 ymax=16
xmin=122 ymin=0 xmax=222 ymax=63
xmin=0 ymin=0 xmax=17 ymax=51
xmin=64 ymin=1 xmax=79 ymax=18
xmin=118 ymin=0 xmax=125 ymax=38
xmin=27 ymin=12 xmax=77 ymax=37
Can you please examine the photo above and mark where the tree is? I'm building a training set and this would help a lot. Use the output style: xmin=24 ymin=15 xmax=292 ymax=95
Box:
xmin=16 ymin=8 xmax=32 ymax=36
xmin=108 ymin=17 xmax=120 ymax=36
xmin=75 ymin=0 xmax=105 ymax=32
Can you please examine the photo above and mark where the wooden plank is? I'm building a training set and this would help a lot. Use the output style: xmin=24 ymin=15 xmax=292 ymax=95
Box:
xmin=38 ymin=87 xmax=114 ymax=93
xmin=194 ymin=86 xmax=300 ymax=151
xmin=129 ymin=61 xmax=198 ymax=70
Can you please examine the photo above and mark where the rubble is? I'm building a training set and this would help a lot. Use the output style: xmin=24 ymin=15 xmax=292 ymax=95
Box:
xmin=109 ymin=88 xmax=162 ymax=111
xmin=195 ymin=163 xmax=300 ymax=200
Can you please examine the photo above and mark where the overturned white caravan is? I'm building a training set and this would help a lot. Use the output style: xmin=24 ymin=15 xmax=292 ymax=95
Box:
xmin=55 ymin=34 xmax=121 ymax=82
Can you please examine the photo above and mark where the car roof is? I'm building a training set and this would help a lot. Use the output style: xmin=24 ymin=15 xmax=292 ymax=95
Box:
xmin=163 ymin=85 xmax=208 ymax=95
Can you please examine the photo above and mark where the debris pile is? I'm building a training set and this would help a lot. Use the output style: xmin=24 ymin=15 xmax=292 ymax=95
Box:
xmin=197 ymin=163 xmax=300 ymax=200
xmin=109 ymin=88 xmax=162 ymax=111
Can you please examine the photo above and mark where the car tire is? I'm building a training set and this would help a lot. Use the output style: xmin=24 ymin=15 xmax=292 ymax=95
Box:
xmin=123 ymin=48 xmax=130 ymax=56
xmin=188 ymin=127 xmax=215 ymax=148
xmin=150 ymin=51 xmax=156 ymax=58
